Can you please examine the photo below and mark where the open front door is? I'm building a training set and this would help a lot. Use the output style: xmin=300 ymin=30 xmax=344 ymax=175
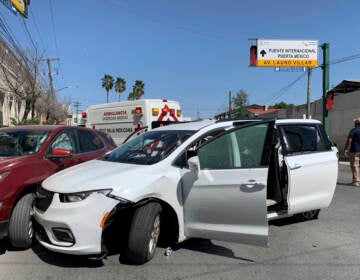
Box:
xmin=183 ymin=121 xmax=274 ymax=246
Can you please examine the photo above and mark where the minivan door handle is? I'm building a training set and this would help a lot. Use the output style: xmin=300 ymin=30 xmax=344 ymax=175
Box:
xmin=244 ymin=179 xmax=258 ymax=187
xmin=240 ymin=180 xmax=265 ymax=193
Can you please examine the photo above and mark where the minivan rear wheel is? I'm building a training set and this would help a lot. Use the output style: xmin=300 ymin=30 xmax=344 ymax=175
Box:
xmin=8 ymin=193 xmax=35 ymax=248
xmin=126 ymin=202 xmax=162 ymax=264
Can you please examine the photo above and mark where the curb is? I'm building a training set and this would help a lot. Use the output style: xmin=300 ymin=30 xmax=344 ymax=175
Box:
xmin=339 ymin=161 xmax=350 ymax=166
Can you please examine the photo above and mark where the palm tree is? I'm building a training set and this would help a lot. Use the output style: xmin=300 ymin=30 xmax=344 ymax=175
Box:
xmin=114 ymin=77 xmax=126 ymax=101
xmin=127 ymin=91 xmax=134 ymax=101
xmin=101 ymin=74 xmax=114 ymax=103
xmin=132 ymin=80 xmax=145 ymax=100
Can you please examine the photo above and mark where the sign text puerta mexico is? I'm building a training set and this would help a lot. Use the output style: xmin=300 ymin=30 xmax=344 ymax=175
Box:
xmin=256 ymin=39 xmax=318 ymax=68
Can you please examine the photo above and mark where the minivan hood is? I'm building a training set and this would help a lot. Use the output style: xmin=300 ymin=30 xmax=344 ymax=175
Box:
xmin=42 ymin=159 xmax=152 ymax=193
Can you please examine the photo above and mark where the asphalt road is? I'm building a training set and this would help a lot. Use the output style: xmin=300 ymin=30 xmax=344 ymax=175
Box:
xmin=0 ymin=165 xmax=359 ymax=280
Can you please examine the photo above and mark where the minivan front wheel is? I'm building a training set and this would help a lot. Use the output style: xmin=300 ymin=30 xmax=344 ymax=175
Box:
xmin=299 ymin=209 xmax=320 ymax=220
xmin=126 ymin=202 xmax=162 ymax=264
xmin=8 ymin=193 xmax=35 ymax=248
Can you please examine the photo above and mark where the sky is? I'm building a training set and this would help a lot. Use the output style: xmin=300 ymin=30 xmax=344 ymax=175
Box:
xmin=1 ymin=0 xmax=360 ymax=120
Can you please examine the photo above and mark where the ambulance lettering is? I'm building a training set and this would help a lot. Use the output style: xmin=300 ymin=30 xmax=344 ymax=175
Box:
xmin=102 ymin=110 xmax=128 ymax=121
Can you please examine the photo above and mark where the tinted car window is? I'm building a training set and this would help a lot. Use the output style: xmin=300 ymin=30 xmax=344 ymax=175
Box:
xmin=0 ymin=130 xmax=50 ymax=156
xmin=98 ymin=131 xmax=116 ymax=147
xmin=234 ymin=124 xmax=270 ymax=168
xmin=50 ymin=130 xmax=77 ymax=153
xmin=78 ymin=130 xmax=104 ymax=152
xmin=281 ymin=125 xmax=329 ymax=154
xmin=173 ymin=128 xmax=226 ymax=169
xmin=197 ymin=123 xmax=270 ymax=169
xmin=198 ymin=134 xmax=234 ymax=169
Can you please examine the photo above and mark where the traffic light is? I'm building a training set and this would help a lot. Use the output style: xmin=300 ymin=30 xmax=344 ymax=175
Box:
xmin=326 ymin=92 xmax=334 ymax=111
xmin=250 ymin=45 xmax=257 ymax=66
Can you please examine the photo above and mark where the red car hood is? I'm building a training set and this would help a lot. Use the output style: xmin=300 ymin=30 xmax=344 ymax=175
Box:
xmin=0 ymin=155 xmax=33 ymax=171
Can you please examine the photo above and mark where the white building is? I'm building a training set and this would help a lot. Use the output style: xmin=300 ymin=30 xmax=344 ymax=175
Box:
xmin=0 ymin=38 xmax=37 ymax=126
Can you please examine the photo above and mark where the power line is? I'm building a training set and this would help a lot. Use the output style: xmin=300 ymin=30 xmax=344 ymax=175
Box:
xmin=256 ymin=72 xmax=307 ymax=105
xmin=311 ymin=52 xmax=360 ymax=69
xmin=48 ymin=0 xmax=60 ymax=71
xmin=21 ymin=17 xmax=37 ymax=51
xmin=0 ymin=11 xmax=23 ymax=54
xmin=29 ymin=8 xmax=46 ymax=52
xmin=330 ymin=53 xmax=360 ymax=65
xmin=255 ymin=52 xmax=360 ymax=105
xmin=103 ymin=0 xmax=233 ymax=40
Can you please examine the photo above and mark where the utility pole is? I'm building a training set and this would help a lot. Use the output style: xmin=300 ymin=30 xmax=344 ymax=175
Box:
xmin=73 ymin=101 xmax=82 ymax=124
xmin=39 ymin=57 xmax=60 ymax=123
xmin=39 ymin=58 xmax=60 ymax=98
xmin=306 ymin=67 xmax=312 ymax=119
xmin=228 ymin=90 xmax=232 ymax=119
xmin=321 ymin=43 xmax=330 ymax=132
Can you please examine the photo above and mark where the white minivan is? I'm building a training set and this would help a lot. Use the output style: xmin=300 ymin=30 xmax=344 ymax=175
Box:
xmin=33 ymin=119 xmax=338 ymax=264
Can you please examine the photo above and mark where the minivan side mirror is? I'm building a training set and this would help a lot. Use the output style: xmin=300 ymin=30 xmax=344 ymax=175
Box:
xmin=188 ymin=156 xmax=200 ymax=179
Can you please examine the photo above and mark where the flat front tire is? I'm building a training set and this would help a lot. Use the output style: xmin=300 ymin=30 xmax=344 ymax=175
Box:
xmin=8 ymin=193 xmax=35 ymax=248
xmin=126 ymin=202 xmax=162 ymax=264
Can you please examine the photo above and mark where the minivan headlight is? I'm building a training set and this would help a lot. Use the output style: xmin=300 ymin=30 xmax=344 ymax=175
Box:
xmin=60 ymin=189 xmax=112 ymax=203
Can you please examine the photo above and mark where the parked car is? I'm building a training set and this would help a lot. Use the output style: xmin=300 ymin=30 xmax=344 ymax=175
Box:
xmin=0 ymin=125 xmax=116 ymax=248
xmin=33 ymin=119 xmax=338 ymax=264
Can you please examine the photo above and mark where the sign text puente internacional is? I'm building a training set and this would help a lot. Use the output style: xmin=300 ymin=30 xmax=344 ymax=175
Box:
xmin=257 ymin=39 xmax=318 ymax=67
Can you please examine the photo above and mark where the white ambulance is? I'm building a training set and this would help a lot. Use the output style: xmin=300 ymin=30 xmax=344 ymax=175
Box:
xmin=84 ymin=99 xmax=183 ymax=145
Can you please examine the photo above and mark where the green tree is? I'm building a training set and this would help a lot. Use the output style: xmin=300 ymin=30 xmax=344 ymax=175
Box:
xmin=101 ymin=74 xmax=114 ymax=103
xmin=232 ymin=89 xmax=249 ymax=118
xmin=269 ymin=101 xmax=295 ymax=109
xmin=128 ymin=80 xmax=145 ymax=100
xmin=114 ymin=77 xmax=126 ymax=101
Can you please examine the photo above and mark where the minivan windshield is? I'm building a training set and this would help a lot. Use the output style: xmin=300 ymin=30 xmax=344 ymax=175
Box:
xmin=102 ymin=130 xmax=194 ymax=165
xmin=0 ymin=130 xmax=50 ymax=157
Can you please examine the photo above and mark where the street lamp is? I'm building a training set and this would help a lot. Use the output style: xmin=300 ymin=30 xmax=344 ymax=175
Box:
xmin=55 ymin=85 xmax=79 ymax=93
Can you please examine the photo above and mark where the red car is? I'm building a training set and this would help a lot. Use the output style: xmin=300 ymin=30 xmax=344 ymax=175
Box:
xmin=0 ymin=125 xmax=116 ymax=248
